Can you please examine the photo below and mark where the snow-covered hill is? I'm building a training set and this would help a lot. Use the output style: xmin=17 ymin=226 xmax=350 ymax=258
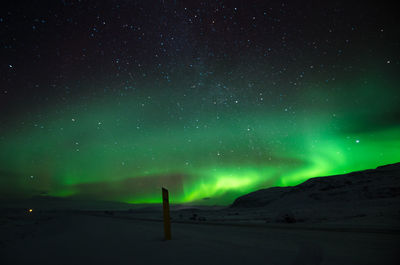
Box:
xmin=229 ymin=163 xmax=400 ymax=223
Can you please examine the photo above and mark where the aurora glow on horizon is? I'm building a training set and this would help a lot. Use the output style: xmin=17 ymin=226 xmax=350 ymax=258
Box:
xmin=1 ymin=1 xmax=399 ymax=204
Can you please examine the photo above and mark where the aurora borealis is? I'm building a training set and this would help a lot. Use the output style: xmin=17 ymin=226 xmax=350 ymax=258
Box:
xmin=1 ymin=1 xmax=399 ymax=204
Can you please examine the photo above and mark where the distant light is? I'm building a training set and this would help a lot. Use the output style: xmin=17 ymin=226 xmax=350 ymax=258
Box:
xmin=28 ymin=209 xmax=33 ymax=213
xmin=30 ymin=175 xmax=34 ymax=179
xmin=355 ymin=139 xmax=360 ymax=143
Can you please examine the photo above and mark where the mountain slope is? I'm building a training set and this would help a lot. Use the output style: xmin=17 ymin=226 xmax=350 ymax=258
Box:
xmin=230 ymin=163 xmax=400 ymax=223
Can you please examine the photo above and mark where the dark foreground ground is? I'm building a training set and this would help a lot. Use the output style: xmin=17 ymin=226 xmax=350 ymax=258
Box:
xmin=1 ymin=211 xmax=399 ymax=265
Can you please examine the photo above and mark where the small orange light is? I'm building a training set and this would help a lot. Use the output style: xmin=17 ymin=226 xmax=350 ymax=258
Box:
xmin=28 ymin=209 xmax=33 ymax=213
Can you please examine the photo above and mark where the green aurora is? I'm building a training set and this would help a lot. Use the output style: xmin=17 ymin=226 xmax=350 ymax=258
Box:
xmin=1 ymin=1 xmax=399 ymax=205
xmin=1 ymin=74 xmax=399 ymax=205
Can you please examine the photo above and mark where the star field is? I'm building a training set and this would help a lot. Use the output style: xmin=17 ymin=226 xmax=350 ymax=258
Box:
xmin=0 ymin=1 xmax=399 ymax=204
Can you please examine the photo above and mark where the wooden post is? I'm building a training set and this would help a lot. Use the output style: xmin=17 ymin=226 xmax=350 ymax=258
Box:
xmin=162 ymin=187 xmax=171 ymax=240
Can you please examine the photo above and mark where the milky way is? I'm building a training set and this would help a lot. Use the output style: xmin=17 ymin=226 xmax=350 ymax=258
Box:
xmin=0 ymin=1 xmax=399 ymax=204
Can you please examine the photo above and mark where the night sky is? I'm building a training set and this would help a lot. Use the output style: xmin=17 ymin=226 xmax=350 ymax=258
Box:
xmin=1 ymin=1 xmax=399 ymax=204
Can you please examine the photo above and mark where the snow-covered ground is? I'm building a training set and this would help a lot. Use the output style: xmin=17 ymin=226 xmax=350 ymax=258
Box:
xmin=1 ymin=211 xmax=399 ymax=265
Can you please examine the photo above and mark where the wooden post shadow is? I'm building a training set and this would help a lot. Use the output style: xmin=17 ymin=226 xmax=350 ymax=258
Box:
xmin=162 ymin=187 xmax=171 ymax=240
